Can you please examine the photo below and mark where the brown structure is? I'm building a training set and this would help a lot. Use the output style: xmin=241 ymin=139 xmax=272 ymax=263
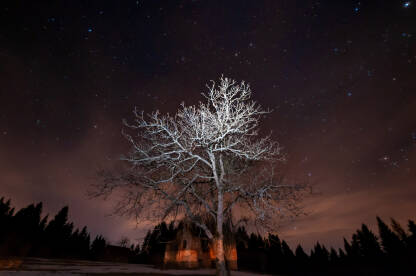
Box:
xmin=163 ymin=223 xmax=237 ymax=270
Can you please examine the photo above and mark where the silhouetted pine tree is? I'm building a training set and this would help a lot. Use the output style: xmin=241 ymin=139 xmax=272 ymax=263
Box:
xmin=377 ymin=216 xmax=404 ymax=257
xmin=280 ymin=240 xmax=295 ymax=273
xmin=343 ymin=237 xmax=357 ymax=266
xmin=246 ymin=233 xmax=268 ymax=271
xmin=322 ymin=245 xmax=330 ymax=261
xmin=356 ymin=224 xmax=382 ymax=262
xmin=248 ymin=233 xmax=265 ymax=251
xmin=343 ymin=237 xmax=352 ymax=256
xmin=0 ymin=198 xmax=13 ymax=216
xmin=350 ymin=233 xmax=361 ymax=261
xmin=133 ymin=243 xmax=140 ymax=254
xmin=8 ymin=203 xmax=44 ymax=256
xmin=408 ymin=220 xmax=416 ymax=236
xmin=139 ymin=221 xmax=178 ymax=265
xmin=129 ymin=243 xmax=141 ymax=263
xmin=265 ymin=234 xmax=283 ymax=273
xmin=310 ymin=242 xmax=329 ymax=270
xmin=139 ymin=229 xmax=156 ymax=264
xmin=0 ymin=197 xmax=111 ymax=260
xmin=68 ymin=226 xmax=90 ymax=258
xmin=91 ymin=235 xmax=106 ymax=260
xmin=235 ymin=226 xmax=250 ymax=251
xmin=79 ymin=226 xmax=91 ymax=258
xmin=29 ymin=202 xmax=45 ymax=256
xmin=338 ymin=248 xmax=346 ymax=261
xmin=295 ymin=244 xmax=308 ymax=259
xmin=329 ymin=247 xmax=338 ymax=262
xmin=295 ymin=244 xmax=309 ymax=272
xmin=391 ymin=219 xmax=408 ymax=241
xmin=408 ymin=220 xmax=416 ymax=251
xmin=44 ymin=206 xmax=74 ymax=257
xmin=69 ymin=228 xmax=80 ymax=257
xmin=35 ymin=214 xmax=49 ymax=256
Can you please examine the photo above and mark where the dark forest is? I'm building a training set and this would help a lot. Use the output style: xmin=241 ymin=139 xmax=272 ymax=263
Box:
xmin=1 ymin=197 xmax=415 ymax=275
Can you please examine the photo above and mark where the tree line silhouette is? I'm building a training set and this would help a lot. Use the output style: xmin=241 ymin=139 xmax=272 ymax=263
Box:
xmin=232 ymin=217 xmax=416 ymax=275
xmin=1 ymin=196 xmax=415 ymax=275
xmin=0 ymin=197 xmax=112 ymax=260
xmin=139 ymin=217 xmax=416 ymax=275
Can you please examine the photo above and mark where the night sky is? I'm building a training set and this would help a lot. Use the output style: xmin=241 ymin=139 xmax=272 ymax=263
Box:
xmin=1 ymin=0 xmax=416 ymax=250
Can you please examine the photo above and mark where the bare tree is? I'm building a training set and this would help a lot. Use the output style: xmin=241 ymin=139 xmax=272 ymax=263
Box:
xmin=118 ymin=236 xmax=130 ymax=248
xmin=94 ymin=76 xmax=306 ymax=276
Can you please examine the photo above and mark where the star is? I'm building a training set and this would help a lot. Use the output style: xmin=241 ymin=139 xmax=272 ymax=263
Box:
xmin=380 ymin=155 xmax=390 ymax=162
xmin=403 ymin=2 xmax=411 ymax=8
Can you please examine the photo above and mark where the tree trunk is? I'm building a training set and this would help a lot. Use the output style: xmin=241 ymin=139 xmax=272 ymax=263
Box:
xmin=216 ymin=190 xmax=229 ymax=276
xmin=215 ymin=238 xmax=228 ymax=276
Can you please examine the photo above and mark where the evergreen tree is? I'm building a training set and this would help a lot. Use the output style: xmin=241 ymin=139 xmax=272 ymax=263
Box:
xmin=235 ymin=226 xmax=249 ymax=251
xmin=140 ymin=230 xmax=152 ymax=256
xmin=139 ymin=221 xmax=178 ymax=265
xmin=295 ymin=244 xmax=309 ymax=270
xmin=70 ymin=228 xmax=80 ymax=257
xmin=248 ymin=233 xmax=265 ymax=251
xmin=0 ymin=197 xmax=12 ymax=216
xmin=310 ymin=242 xmax=329 ymax=269
xmin=265 ymin=234 xmax=282 ymax=273
xmin=408 ymin=220 xmax=416 ymax=237
xmin=8 ymin=203 xmax=43 ymax=256
xmin=391 ymin=218 xmax=408 ymax=241
xmin=321 ymin=245 xmax=330 ymax=262
xmin=343 ymin=237 xmax=353 ymax=257
xmin=377 ymin=216 xmax=403 ymax=257
xmin=133 ymin=243 xmax=140 ymax=255
xmin=67 ymin=226 xmax=90 ymax=258
xmin=329 ymin=247 xmax=338 ymax=263
xmin=281 ymin=240 xmax=294 ymax=258
xmin=350 ymin=233 xmax=361 ymax=260
xmin=91 ymin=235 xmax=106 ymax=260
xmin=407 ymin=220 xmax=416 ymax=251
xmin=0 ymin=198 xmax=100 ymax=260
xmin=280 ymin=240 xmax=295 ymax=273
xmin=338 ymin=248 xmax=346 ymax=260
xmin=267 ymin=234 xmax=282 ymax=253
xmin=79 ymin=226 xmax=91 ymax=258
xmin=44 ymin=206 xmax=74 ymax=257
xmin=356 ymin=224 xmax=382 ymax=261
xmin=295 ymin=244 xmax=308 ymax=259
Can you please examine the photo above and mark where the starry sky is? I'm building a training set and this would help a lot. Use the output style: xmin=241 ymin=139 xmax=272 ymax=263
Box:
xmin=1 ymin=0 xmax=416 ymax=251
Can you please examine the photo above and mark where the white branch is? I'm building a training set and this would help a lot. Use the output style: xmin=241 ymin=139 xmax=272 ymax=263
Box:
xmin=95 ymin=76 xmax=305 ymax=243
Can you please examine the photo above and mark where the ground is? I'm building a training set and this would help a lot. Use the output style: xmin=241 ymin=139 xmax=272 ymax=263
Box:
xmin=0 ymin=258 xmax=271 ymax=276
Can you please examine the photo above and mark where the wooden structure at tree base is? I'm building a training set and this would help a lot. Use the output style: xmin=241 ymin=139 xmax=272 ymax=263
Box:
xmin=163 ymin=224 xmax=237 ymax=270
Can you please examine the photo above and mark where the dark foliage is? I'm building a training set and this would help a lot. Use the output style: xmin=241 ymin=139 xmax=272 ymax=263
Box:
xmin=90 ymin=235 xmax=107 ymax=260
xmin=235 ymin=216 xmax=416 ymax=275
xmin=0 ymin=197 xmax=139 ymax=262
xmin=2 ymin=196 xmax=415 ymax=275
xmin=138 ymin=221 xmax=177 ymax=265
xmin=139 ymin=215 xmax=416 ymax=275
